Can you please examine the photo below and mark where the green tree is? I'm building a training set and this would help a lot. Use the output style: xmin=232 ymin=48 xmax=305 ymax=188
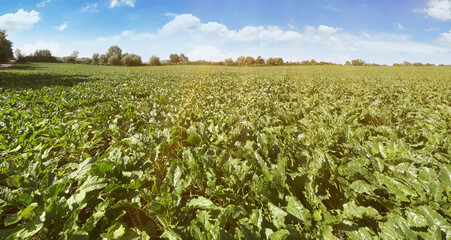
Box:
xmin=266 ymin=57 xmax=284 ymax=66
xmin=402 ymin=61 xmax=412 ymax=66
xmin=34 ymin=49 xmax=52 ymax=58
xmin=351 ymin=59 xmax=365 ymax=66
xmin=108 ymin=55 xmax=121 ymax=66
xmin=15 ymin=49 xmax=24 ymax=62
xmin=71 ymin=50 xmax=79 ymax=59
xmin=121 ymin=53 xmax=142 ymax=66
xmin=79 ymin=58 xmax=92 ymax=65
xmin=179 ymin=53 xmax=189 ymax=63
xmin=256 ymin=56 xmax=265 ymax=65
xmin=107 ymin=45 xmax=122 ymax=59
xmin=149 ymin=55 xmax=161 ymax=66
xmin=224 ymin=58 xmax=234 ymax=66
xmin=62 ymin=50 xmax=79 ymax=64
xmin=0 ymin=30 xmax=13 ymax=62
xmin=28 ymin=49 xmax=57 ymax=62
xmin=245 ymin=56 xmax=255 ymax=66
xmin=91 ymin=53 xmax=99 ymax=65
xmin=170 ymin=54 xmax=180 ymax=64
xmin=266 ymin=58 xmax=276 ymax=65
xmin=236 ymin=56 xmax=245 ymax=66
xmin=99 ymin=54 xmax=108 ymax=65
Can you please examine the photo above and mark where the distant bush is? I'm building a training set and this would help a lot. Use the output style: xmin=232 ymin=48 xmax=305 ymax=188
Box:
xmin=351 ymin=59 xmax=365 ymax=66
xmin=107 ymin=46 xmax=122 ymax=59
xmin=61 ymin=51 xmax=79 ymax=64
xmin=91 ymin=53 xmax=99 ymax=65
xmin=224 ymin=58 xmax=234 ymax=66
xmin=122 ymin=54 xmax=142 ymax=66
xmin=179 ymin=53 xmax=189 ymax=63
xmin=169 ymin=54 xmax=179 ymax=64
xmin=149 ymin=55 xmax=161 ymax=66
xmin=17 ymin=49 xmax=58 ymax=63
xmin=108 ymin=55 xmax=121 ymax=66
xmin=245 ymin=56 xmax=255 ymax=66
xmin=91 ymin=46 xmax=143 ymax=66
xmin=99 ymin=54 xmax=108 ymax=65
xmin=236 ymin=56 xmax=245 ymax=66
xmin=266 ymin=57 xmax=284 ymax=66
xmin=392 ymin=61 xmax=436 ymax=67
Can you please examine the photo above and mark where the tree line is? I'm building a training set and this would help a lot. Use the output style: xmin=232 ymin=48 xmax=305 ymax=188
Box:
xmin=1 ymin=29 xmax=449 ymax=67
xmin=11 ymin=45 xmax=370 ymax=67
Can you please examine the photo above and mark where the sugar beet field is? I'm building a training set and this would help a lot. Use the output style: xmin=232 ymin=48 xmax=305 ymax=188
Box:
xmin=0 ymin=63 xmax=450 ymax=239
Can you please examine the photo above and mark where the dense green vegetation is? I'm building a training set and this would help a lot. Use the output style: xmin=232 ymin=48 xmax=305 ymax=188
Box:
xmin=0 ymin=30 xmax=13 ymax=63
xmin=0 ymin=63 xmax=450 ymax=239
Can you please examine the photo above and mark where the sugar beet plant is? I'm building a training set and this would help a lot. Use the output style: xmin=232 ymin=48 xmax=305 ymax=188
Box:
xmin=0 ymin=63 xmax=450 ymax=239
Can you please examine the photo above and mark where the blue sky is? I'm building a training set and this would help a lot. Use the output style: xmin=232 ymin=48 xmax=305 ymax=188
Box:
xmin=1 ymin=0 xmax=451 ymax=64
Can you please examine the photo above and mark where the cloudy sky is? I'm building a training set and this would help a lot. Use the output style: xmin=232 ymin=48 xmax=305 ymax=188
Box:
xmin=1 ymin=0 xmax=451 ymax=64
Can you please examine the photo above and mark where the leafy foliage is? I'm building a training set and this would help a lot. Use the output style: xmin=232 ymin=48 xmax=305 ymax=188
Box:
xmin=0 ymin=63 xmax=450 ymax=239
xmin=0 ymin=29 xmax=13 ymax=63
xmin=149 ymin=55 xmax=161 ymax=66
xmin=17 ymin=49 xmax=58 ymax=63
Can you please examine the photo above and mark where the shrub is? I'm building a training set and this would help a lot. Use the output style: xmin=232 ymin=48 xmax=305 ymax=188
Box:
xmin=91 ymin=53 xmax=99 ymax=65
xmin=149 ymin=55 xmax=161 ymax=66
xmin=351 ymin=59 xmax=365 ymax=66
xmin=108 ymin=55 xmax=121 ymax=66
xmin=99 ymin=54 xmax=108 ymax=65
xmin=169 ymin=54 xmax=179 ymax=64
xmin=122 ymin=54 xmax=142 ymax=66
xmin=224 ymin=58 xmax=234 ymax=66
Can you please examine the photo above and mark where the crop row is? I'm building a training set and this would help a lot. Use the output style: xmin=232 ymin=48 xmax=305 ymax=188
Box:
xmin=0 ymin=63 xmax=450 ymax=239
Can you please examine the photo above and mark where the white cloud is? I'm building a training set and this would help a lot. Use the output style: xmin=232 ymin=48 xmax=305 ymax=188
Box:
xmin=110 ymin=0 xmax=135 ymax=8
xmin=54 ymin=23 xmax=67 ymax=31
xmin=303 ymin=25 xmax=343 ymax=43
xmin=37 ymin=0 xmax=51 ymax=8
xmin=187 ymin=45 xmax=227 ymax=61
xmin=361 ymin=32 xmax=371 ymax=39
xmin=38 ymin=13 xmax=451 ymax=65
xmin=95 ymin=30 xmax=155 ymax=42
xmin=322 ymin=6 xmax=341 ymax=12
xmin=317 ymin=25 xmax=342 ymax=34
xmin=165 ymin=12 xmax=179 ymax=17
xmin=87 ymin=13 xmax=450 ymax=64
xmin=436 ymin=30 xmax=451 ymax=46
xmin=0 ymin=9 xmax=40 ymax=34
xmin=287 ymin=24 xmax=296 ymax=29
xmin=81 ymin=3 xmax=98 ymax=12
xmin=159 ymin=14 xmax=304 ymax=43
xmin=19 ymin=40 xmax=61 ymax=56
xmin=414 ymin=0 xmax=451 ymax=21
xmin=160 ymin=14 xmax=202 ymax=35
xmin=397 ymin=23 xmax=403 ymax=29
xmin=426 ymin=27 xmax=440 ymax=31
xmin=355 ymin=35 xmax=443 ymax=55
